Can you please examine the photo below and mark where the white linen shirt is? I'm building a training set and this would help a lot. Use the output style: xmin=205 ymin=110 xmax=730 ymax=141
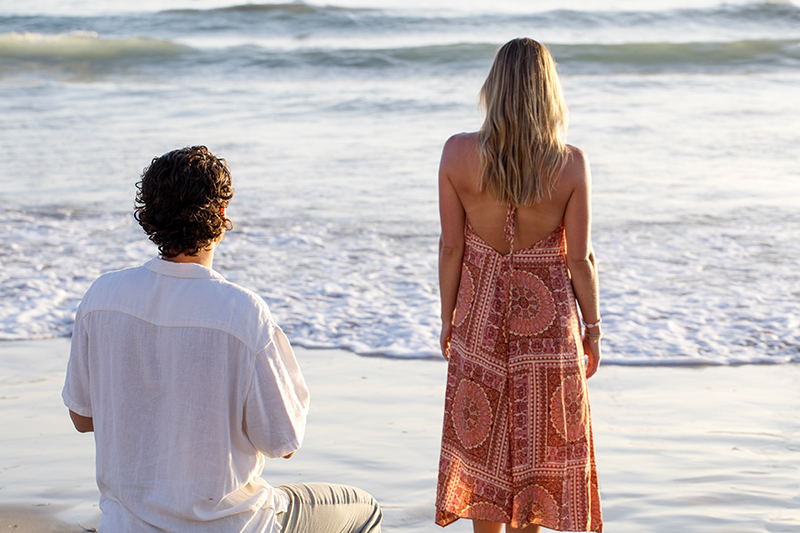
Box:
xmin=62 ymin=257 xmax=309 ymax=533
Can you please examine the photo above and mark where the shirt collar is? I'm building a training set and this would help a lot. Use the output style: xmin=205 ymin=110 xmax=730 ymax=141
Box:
xmin=144 ymin=257 xmax=225 ymax=280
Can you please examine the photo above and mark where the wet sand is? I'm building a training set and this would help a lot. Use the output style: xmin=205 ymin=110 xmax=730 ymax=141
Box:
xmin=0 ymin=504 xmax=90 ymax=532
xmin=1 ymin=339 xmax=799 ymax=532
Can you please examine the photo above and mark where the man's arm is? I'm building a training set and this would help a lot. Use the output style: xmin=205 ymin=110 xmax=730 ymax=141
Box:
xmin=63 ymin=303 xmax=95 ymax=431
xmin=245 ymin=326 xmax=310 ymax=459
xmin=69 ymin=409 xmax=94 ymax=433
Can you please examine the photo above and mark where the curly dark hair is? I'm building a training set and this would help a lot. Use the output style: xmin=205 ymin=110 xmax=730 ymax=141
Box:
xmin=134 ymin=146 xmax=234 ymax=258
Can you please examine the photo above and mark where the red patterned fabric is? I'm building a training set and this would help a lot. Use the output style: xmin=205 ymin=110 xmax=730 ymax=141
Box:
xmin=436 ymin=213 xmax=602 ymax=532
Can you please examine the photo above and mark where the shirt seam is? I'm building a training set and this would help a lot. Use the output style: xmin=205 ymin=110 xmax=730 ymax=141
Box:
xmin=79 ymin=308 xmax=271 ymax=355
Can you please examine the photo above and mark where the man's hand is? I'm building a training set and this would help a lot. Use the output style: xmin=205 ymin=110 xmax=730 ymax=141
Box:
xmin=69 ymin=410 xmax=94 ymax=433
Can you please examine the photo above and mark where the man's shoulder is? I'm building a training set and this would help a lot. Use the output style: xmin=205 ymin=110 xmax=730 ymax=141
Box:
xmin=81 ymin=260 xmax=279 ymax=355
xmin=86 ymin=259 xmax=261 ymax=306
xmin=83 ymin=263 xmax=150 ymax=301
xmin=185 ymin=277 xmax=279 ymax=355
xmin=207 ymin=276 xmax=274 ymax=319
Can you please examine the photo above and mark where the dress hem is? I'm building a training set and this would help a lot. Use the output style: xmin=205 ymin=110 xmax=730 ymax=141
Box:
xmin=435 ymin=506 xmax=603 ymax=533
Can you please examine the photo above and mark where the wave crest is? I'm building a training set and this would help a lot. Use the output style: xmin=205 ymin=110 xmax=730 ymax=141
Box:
xmin=0 ymin=32 xmax=192 ymax=61
xmin=255 ymin=39 xmax=800 ymax=74
xmin=551 ymin=39 xmax=800 ymax=73
xmin=161 ymin=2 xmax=369 ymax=15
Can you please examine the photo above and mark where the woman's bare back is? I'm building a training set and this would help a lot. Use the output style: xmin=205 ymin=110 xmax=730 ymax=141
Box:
xmin=442 ymin=132 xmax=587 ymax=256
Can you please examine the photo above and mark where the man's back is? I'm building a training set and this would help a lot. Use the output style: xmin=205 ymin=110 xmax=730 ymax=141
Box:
xmin=63 ymin=146 xmax=380 ymax=533
xmin=63 ymin=257 xmax=309 ymax=532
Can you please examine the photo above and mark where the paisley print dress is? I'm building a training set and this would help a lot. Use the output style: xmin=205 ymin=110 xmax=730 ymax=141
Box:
xmin=435 ymin=207 xmax=602 ymax=532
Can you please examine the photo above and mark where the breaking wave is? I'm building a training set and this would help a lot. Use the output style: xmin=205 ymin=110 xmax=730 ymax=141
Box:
xmin=0 ymin=31 xmax=191 ymax=61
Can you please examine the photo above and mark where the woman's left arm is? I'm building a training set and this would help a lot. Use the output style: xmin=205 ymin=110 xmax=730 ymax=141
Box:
xmin=563 ymin=147 xmax=601 ymax=378
xmin=438 ymin=136 xmax=467 ymax=359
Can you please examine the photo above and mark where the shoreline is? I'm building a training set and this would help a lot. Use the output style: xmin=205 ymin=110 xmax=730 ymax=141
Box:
xmin=4 ymin=334 xmax=797 ymax=367
xmin=1 ymin=339 xmax=799 ymax=532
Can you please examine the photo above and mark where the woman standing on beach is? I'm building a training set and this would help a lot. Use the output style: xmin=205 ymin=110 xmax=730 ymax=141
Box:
xmin=435 ymin=38 xmax=602 ymax=533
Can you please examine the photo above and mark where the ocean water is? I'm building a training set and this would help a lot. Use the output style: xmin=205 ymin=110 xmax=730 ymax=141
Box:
xmin=1 ymin=0 xmax=799 ymax=364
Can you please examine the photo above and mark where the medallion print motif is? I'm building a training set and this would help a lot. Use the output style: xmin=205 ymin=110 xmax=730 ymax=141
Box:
xmin=513 ymin=485 xmax=559 ymax=525
xmin=464 ymin=503 xmax=509 ymax=523
xmin=452 ymin=379 xmax=493 ymax=449
xmin=550 ymin=375 xmax=588 ymax=441
xmin=508 ymin=271 xmax=556 ymax=336
xmin=436 ymin=220 xmax=602 ymax=532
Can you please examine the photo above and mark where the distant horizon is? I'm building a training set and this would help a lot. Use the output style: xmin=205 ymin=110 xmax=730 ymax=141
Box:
xmin=0 ymin=0 xmax=791 ymax=17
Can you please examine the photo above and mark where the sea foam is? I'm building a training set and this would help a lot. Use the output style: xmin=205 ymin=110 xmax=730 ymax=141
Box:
xmin=3 ymin=206 xmax=798 ymax=365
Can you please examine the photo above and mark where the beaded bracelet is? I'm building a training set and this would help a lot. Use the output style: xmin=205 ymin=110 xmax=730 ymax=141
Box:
xmin=586 ymin=332 xmax=603 ymax=341
xmin=583 ymin=317 xmax=602 ymax=328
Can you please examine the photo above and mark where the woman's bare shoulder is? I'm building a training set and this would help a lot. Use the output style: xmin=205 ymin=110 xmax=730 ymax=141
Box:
xmin=566 ymin=144 xmax=589 ymax=169
xmin=443 ymin=131 xmax=479 ymax=156
xmin=559 ymin=144 xmax=591 ymax=188
xmin=441 ymin=132 xmax=480 ymax=179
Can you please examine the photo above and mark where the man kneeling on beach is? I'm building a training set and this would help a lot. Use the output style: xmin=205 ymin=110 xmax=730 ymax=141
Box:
xmin=62 ymin=146 xmax=382 ymax=533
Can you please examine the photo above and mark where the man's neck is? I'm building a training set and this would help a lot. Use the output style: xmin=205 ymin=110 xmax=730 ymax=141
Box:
xmin=161 ymin=248 xmax=215 ymax=269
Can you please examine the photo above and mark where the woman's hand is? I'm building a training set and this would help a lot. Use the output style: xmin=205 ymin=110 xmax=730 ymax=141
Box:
xmin=441 ymin=321 xmax=453 ymax=360
xmin=582 ymin=333 xmax=601 ymax=378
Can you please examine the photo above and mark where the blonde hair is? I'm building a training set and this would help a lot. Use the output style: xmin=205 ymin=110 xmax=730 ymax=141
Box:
xmin=478 ymin=38 xmax=570 ymax=206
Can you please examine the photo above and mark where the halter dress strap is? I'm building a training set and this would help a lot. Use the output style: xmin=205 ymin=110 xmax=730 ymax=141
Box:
xmin=501 ymin=203 xmax=516 ymax=349
xmin=503 ymin=203 xmax=516 ymax=268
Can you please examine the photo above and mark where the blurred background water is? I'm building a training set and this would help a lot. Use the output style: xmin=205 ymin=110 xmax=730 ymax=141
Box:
xmin=1 ymin=0 xmax=798 ymax=364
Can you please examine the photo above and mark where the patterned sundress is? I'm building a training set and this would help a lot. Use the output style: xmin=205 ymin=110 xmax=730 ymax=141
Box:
xmin=435 ymin=206 xmax=603 ymax=532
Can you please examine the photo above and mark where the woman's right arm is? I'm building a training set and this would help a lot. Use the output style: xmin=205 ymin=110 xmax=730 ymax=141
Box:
xmin=562 ymin=147 xmax=601 ymax=378
xmin=438 ymin=135 xmax=467 ymax=359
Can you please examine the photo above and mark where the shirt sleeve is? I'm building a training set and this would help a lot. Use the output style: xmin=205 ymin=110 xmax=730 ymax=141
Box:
xmin=62 ymin=302 xmax=93 ymax=417
xmin=244 ymin=325 xmax=310 ymax=459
